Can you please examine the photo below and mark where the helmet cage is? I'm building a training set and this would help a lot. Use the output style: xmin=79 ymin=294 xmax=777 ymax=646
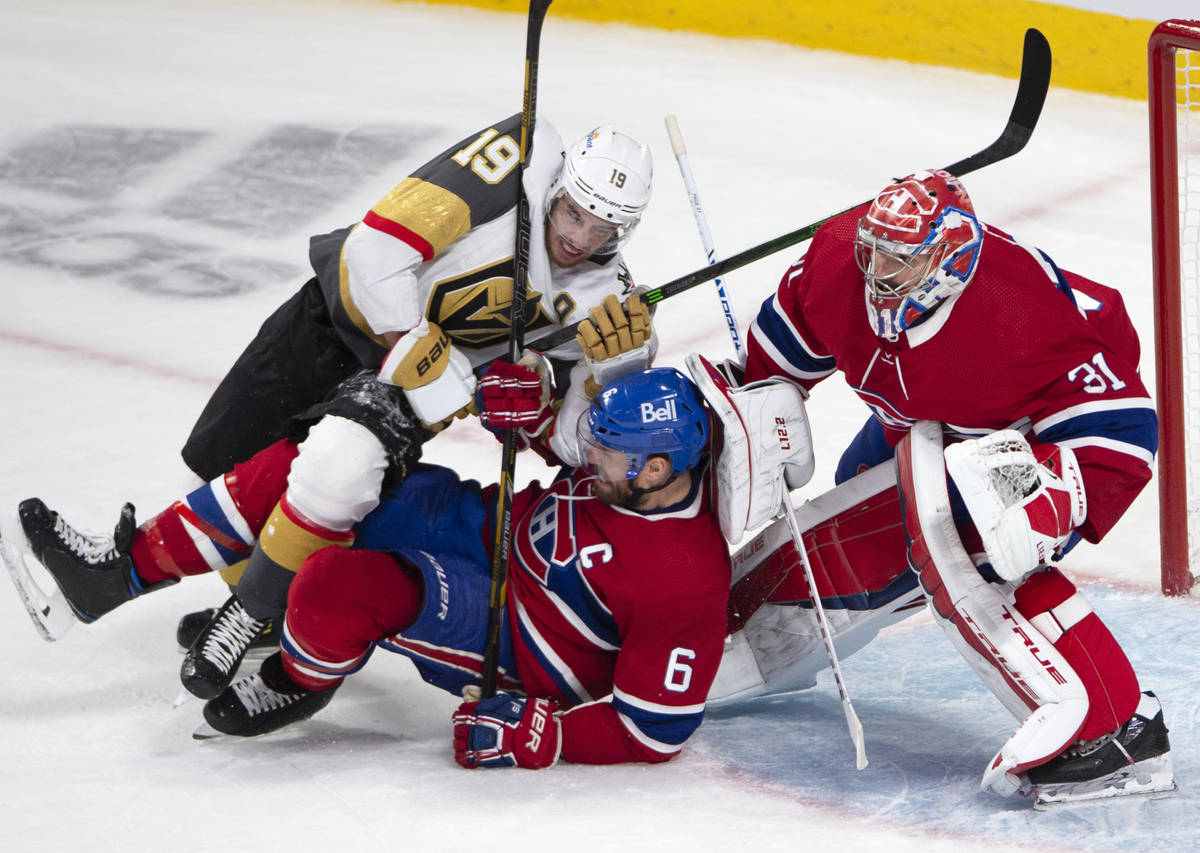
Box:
xmin=856 ymin=205 xmax=983 ymax=339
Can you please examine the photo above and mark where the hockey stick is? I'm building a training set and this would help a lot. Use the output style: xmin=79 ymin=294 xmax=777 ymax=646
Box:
xmin=533 ymin=27 xmax=1051 ymax=353
xmin=481 ymin=0 xmax=553 ymax=700
xmin=664 ymin=114 xmax=742 ymax=352
xmin=780 ymin=495 xmax=869 ymax=770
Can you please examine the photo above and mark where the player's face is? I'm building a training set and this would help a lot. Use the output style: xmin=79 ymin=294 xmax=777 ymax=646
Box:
xmin=862 ymin=246 xmax=936 ymax=300
xmin=546 ymin=194 xmax=619 ymax=267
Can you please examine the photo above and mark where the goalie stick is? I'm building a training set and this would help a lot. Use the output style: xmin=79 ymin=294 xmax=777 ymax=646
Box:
xmin=780 ymin=495 xmax=869 ymax=769
xmin=481 ymin=0 xmax=552 ymax=700
xmin=670 ymin=125 xmax=866 ymax=762
xmin=664 ymin=114 xmax=742 ymax=352
xmin=533 ymin=27 xmax=1051 ymax=353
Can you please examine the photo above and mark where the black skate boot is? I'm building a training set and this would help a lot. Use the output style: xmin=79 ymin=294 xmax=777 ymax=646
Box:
xmin=176 ymin=604 xmax=279 ymax=654
xmin=180 ymin=594 xmax=279 ymax=699
xmin=198 ymin=651 xmax=336 ymax=738
xmin=176 ymin=607 xmax=219 ymax=651
xmin=1 ymin=498 xmax=174 ymax=640
xmin=1025 ymin=691 xmax=1177 ymax=807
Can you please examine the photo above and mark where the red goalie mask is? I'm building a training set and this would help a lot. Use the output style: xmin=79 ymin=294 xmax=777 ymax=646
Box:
xmin=854 ymin=169 xmax=983 ymax=341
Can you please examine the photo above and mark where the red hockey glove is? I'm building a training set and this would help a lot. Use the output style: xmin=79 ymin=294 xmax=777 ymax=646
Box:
xmin=453 ymin=693 xmax=562 ymax=769
xmin=476 ymin=351 xmax=554 ymax=431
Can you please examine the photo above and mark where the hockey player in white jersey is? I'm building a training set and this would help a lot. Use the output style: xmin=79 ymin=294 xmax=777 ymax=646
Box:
xmin=3 ymin=116 xmax=660 ymax=705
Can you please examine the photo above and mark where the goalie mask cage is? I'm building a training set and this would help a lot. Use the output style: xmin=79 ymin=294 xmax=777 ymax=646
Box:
xmin=1150 ymin=19 xmax=1200 ymax=596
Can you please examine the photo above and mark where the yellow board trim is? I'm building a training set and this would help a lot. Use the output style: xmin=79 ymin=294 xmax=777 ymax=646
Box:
xmin=398 ymin=0 xmax=1170 ymax=100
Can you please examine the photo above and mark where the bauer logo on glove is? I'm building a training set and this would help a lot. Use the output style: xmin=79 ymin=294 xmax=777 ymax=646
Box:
xmin=452 ymin=693 xmax=562 ymax=769
xmin=378 ymin=318 xmax=477 ymax=427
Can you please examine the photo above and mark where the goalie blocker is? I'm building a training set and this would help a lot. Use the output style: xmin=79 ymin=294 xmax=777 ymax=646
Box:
xmin=687 ymin=354 xmax=924 ymax=706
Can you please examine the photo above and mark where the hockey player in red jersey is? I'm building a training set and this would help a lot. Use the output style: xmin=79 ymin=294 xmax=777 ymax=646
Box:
xmin=4 ymin=368 xmax=730 ymax=766
xmin=740 ymin=168 xmax=1173 ymax=805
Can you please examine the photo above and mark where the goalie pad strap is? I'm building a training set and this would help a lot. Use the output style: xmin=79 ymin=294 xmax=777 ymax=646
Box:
xmin=1026 ymin=591 xmax=1091 ymax=644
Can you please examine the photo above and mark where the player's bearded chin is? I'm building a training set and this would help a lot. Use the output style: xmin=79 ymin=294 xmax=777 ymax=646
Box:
xmin=591 ymin=476 xmax=636 ymax=508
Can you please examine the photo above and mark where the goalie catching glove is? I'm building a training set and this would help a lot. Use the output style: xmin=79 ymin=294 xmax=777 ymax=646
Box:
xmin=944 ymin=430 xmax=1086 ymax=583
xmin=577 ymin=292 xmax=654 ymax=395
xmin=377 ymin=318 xmax=476 ymax=427
xmin=453 ymin=693 xmax=562 ymax=769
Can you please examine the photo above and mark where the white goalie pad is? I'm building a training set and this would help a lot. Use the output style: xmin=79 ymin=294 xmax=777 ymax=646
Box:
xmin=898 ymin=420 xmax=1089 ymax=796
xmin=709 ymin=462 xmax=921 ymax=706
xmin=685 ymin=352 xmax=815 ymax=543
xmin=0 ymin=511 xmax=77 ymax=641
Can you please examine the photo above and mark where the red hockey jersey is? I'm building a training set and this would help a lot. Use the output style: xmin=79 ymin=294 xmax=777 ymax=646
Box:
xmin=507 ymin=466 xmax=731 ymax=764
xmin=744 ymin=204 xmax=1157 ymax=543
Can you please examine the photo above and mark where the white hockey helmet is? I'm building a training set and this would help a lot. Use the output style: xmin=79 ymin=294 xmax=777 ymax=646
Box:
xmin=546 ymin=126 xmax=653 ymax=254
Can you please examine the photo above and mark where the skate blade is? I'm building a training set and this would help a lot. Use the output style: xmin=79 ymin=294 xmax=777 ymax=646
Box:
xmin=0 ymin=513 xmax=78 ymax=642
xmin=1032 ymin=754 xmax=1178 ymax=809
xmin=192 ymin=721 xmax=225 ymax=740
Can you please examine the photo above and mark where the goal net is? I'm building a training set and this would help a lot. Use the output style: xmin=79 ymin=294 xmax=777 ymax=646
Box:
xmin=1150 ymin=19 xmax=1200 ymax=595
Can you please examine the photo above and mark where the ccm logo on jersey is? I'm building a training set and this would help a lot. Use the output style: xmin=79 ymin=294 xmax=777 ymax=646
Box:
xmin=641 ymin=399 xmax=677 ymax=423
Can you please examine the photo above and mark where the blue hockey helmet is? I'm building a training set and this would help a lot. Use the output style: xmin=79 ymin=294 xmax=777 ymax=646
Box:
xmin=582 ymin=367 xmax=709 ymax=480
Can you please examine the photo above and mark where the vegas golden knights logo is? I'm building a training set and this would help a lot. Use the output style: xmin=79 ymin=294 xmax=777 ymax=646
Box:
xmin=426 ymin=259 xmax=559 ymax=349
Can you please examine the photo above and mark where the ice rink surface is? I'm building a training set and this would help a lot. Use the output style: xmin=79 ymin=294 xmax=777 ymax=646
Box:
xmin=0 ymin=1 xmax=1196 ymax=850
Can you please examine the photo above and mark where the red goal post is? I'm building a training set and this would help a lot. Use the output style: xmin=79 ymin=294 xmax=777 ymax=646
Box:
xmin=1150 ymin=19 xmax=1200 ymax=596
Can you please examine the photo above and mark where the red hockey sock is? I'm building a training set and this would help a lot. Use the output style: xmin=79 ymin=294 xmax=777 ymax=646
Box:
xmin=1014 ymin=569 xmax=1140 ymax=739
xmin=281 ymin=548 xmax=424 ymax=691
xmin=132 ymin=440 xmax=299 ymax=583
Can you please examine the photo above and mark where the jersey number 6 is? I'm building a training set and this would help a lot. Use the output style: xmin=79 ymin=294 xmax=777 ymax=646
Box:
xmin=664 ymin=647 xmax=696 ymax=693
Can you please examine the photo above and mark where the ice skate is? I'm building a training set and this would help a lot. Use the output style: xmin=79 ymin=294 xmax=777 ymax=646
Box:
xmin=1024 ymin=692 xmax=1177 ymax=808
xmin=196 ymin=651 xmax=336 ymax=738
xmin=1 ymin=498 xmax=171 ymax=640
xmin=180 ymin=594 xmax=279 ymax=699
xmin=177 ymin=603 xmax=278 ymax=654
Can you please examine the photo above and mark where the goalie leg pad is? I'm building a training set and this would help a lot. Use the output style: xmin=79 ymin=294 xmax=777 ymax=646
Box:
xmin=1013 ymin=569 xmax=1140 ymax=741
xmin=897 ymin=421 xmax=1090 ymax=795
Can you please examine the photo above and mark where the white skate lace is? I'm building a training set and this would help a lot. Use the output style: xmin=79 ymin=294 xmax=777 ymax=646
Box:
xmin=201 ymin=601 xmax=267 ymax=674
xmin=53 ymin=515 xmax=119 ymax=566
xmin=231 ymin=673 xmax=301 ymax=716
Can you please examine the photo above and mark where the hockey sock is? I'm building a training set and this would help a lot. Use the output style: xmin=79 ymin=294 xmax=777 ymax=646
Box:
xmin=1013 ymin=569 xmax=1140 ymax=740
xmin=280 ymin=549 xmax=424 ymax=691
xmin=132 ymin=439 xmax=299 ymax=583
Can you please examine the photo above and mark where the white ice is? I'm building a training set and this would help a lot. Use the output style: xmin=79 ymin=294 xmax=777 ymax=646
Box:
xmin=0 ymin=1 xmax=1196 ymax=851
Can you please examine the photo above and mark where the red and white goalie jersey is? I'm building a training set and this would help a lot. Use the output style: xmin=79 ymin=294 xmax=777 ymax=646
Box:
xmin=507 ymin=465 xmax=731 ymax=764
xmin=743 ymin=203 xmax=1157 ymax=543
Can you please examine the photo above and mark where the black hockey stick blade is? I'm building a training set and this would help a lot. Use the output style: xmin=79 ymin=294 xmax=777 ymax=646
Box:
xmin=533 ymin=27 xmax=1052 ymax=352
xmin=943 ymin=28 xmax=1051 ymax=175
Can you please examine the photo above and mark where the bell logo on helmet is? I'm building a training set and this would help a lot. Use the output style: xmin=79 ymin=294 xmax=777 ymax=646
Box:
xmin=640 ymin=399 xmax=678 ymax=424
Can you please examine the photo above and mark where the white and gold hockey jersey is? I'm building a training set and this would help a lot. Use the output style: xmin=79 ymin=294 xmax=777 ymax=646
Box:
xmin=308 ymin=114 xmax=638 ymax=372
